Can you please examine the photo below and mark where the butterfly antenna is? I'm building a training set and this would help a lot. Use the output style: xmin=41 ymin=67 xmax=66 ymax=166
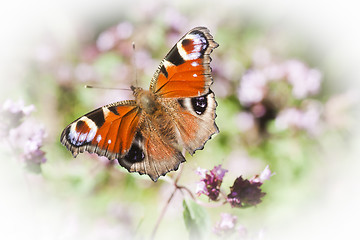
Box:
xmin=132 ymin=42 xmax=138 ymax=87
xmin=84 ymin=85 xmax=131 ymax=91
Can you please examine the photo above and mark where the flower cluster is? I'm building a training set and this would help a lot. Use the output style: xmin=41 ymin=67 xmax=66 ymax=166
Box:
xmin=239 ymin=49 xmax=323 ymax=106
xmin=275 ymin=102 xmax=322 ymax=135
xmin=21 ymin=126 xmax=47 ymax=172
xmin=236 ymin=48 xmax=325 ymax=135
xmin=195 ymin=165 xmax=273 ymax=238
xmin=227 ymin=176 xmax=265 ymax=208
xmin=96 ymin=22 xmax=134 ymax=52
xmin=196 ymin=165 xmax=228 ymax=201
xmin=1 ymin=99 xmax=47 ymax=173
xmin=196 ymin=165 xmax=272 ymax=208
xmin=0 ymin=99 xmax=35 ymax=137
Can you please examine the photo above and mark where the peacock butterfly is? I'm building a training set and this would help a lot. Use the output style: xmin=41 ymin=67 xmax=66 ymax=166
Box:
xmin=60 ymin=27 xmax=219 ymax=181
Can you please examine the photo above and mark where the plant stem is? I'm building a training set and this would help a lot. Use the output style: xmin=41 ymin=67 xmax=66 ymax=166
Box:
xmin=150 ymin=160 xmax=185 ymax=239
xmin=150 ymin=187 xmax=178 ymax=240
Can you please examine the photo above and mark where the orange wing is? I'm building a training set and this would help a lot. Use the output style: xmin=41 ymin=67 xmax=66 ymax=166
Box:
xmin=60 ymin=100 xmax=140 ymax=160
xmin=149 ymin=27 xmax=218 ymax=98
xmin=117 ymin=117 xmax=186 ymax=181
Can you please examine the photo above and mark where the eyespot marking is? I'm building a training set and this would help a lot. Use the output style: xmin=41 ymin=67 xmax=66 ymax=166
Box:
xmin=191 ymin=95 xmax=208 ymax=115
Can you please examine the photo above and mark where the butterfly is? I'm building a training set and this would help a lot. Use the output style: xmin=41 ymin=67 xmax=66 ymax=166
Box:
xmin=60 ymin=27 xmax=219 ymax=181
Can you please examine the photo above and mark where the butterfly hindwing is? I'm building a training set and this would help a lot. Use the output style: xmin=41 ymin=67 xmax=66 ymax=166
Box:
xmin=158 ymin=91 xmax=218 ymax=155
xmin=60 ymin=101 xmax=140 ymax=160
xmin=150 ymin=27 xmax=218 ymax=98
xmin=118 ymin=120 xmax=185 ymax=181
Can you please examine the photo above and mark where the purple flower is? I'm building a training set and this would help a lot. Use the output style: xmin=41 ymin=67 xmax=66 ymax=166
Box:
xmin=13 ymin=123 xmax=47 ymax=173
xmin=227 ymin=176 xmax=266 ymax=208
xmin=23 ymin=126 xmax=47 ymax=164
xmin=0 ymin=99 xmax=35 ymax=137
xmin=196 ymin=165 xmax=228 ymax=201
xmin=2 ymin=100 xmax=47 ymax=173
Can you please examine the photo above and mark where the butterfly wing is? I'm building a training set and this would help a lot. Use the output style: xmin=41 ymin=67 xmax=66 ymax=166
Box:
xmin=118 ymin=116 xmax=185 ymax=181
xmin=60 ymin=100 xmax=140 ymax=160
xmin=149 ymin=27 xmax=218 ymax=98
xmin=149 ymin=27 xmax=219 ymax=155
xmin=158 ymin=91 xmax=218 ymax=155
xmin=60 ymin=100 xmax=184 ymax=181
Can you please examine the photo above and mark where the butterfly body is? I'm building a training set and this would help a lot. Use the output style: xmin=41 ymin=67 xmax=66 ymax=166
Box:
xmin=132 ymin=87 xmax=159 ymax=115
xmin=61 ymin=27 xmax=218 ymax=181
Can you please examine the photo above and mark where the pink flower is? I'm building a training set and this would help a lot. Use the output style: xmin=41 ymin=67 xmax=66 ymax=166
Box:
xmin=275 ymin=101 xmax=322 ymax=135
xmin=284 ymin=59 xmax=322 ymax=99
xmin=250 ymin=165 xmax=274 ymax=183
xmin=23 ymin=126 xmax=47 ymax=165
xmin=213 ymin=213 xmax=238 ymax=235
xmin=237 ymin=70 xmax=267 ymax=106
xmin=96 ymin=30 xmax=117 ymax=52
xmin=2 ymin=99 xmax=47 ymax=173
xmin=324 ymin=90 xmax=358 ymax=129
xmin=2 ymin=99 xmax=35 ymax=116
xmin=236 ymin=112 xmax=255 ymax=132
xmin=9 ymin=122 xmax=48 ymax=173
xmin=0 ymin=99 xmax=35 ymax=137
xmin=116 ymin=22 xmax=133 ymax=40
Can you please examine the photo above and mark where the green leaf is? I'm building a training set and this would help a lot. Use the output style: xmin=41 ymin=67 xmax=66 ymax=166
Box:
xmin=183 ymin=198 xmax=209 ymax=240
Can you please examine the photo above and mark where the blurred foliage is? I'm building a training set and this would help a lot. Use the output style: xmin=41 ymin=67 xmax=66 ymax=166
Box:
xmin=6 ymin=2 xmax=356 ymax=239
xmin=183 ymin=198 xmax=209 ymax=239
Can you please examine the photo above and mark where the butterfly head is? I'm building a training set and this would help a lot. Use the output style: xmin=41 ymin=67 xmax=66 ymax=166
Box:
xmin=130 ymin=85 xmax=141 ymax=95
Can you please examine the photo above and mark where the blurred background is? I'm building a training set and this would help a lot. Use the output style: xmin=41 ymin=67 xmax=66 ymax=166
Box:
xmin=0 ymin=0 xmax=359 ymax=239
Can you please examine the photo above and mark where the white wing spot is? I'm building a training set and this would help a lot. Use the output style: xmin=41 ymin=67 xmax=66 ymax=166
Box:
xmin=68 ymin=125 xmax=80 ymax=145
xmin=177 ymin=33 xmax=207 ymax=61
xmin=79 ymin=133 xmax=87 ymax=142
xmin=86 ymin=128 xmax=96 ymax=142
xmin=108 ymin=139 xmax=112 ymax=144
xmin=191 ymin=62 xmax=199 ymax=67
xmin=193 ymin=74 xmax=198 ymax=77
xmin=96 ymin=135 xmax=102 ymax=143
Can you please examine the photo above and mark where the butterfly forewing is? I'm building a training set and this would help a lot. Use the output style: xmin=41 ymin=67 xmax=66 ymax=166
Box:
xmin=150 ymin=27 xmax=219 ymax=98
xmin=60 ymin=101 xmax=140 ymax=160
